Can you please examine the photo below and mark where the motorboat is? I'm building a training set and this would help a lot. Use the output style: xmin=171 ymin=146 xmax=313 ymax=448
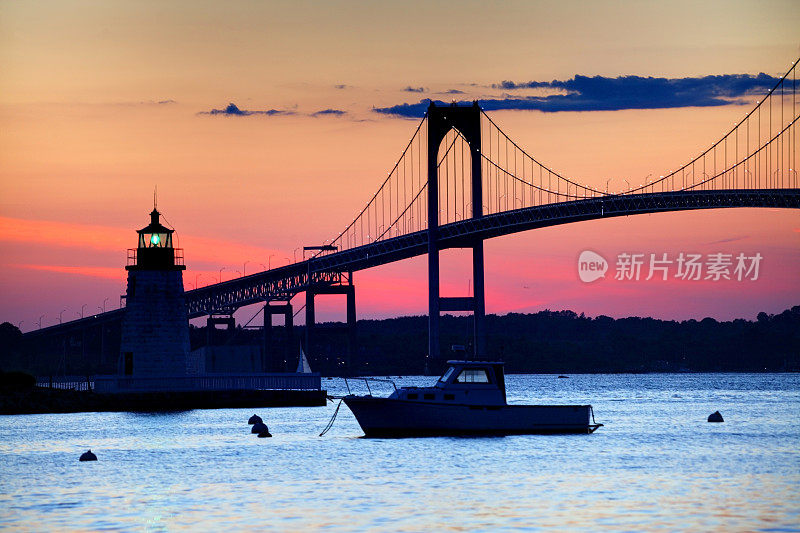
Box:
xmin=342 ymin=360 xmax=602 ymax=437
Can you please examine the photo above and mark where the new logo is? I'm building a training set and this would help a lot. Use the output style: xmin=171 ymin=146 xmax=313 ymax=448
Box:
xmin=578 ymin=250 xmax=608 ymax=283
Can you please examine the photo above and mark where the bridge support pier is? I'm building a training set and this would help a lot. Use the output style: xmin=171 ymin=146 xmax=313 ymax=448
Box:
xmin=472 ymin=241 xmax=487 ymax=358
xmin=429 ymin=243 xmax=486 ymax=360
xmin=305 ymin=281 xmax=356 ymax=371
xmin=427 ymin=101 xmax=487 ymax=360
xmin=263 ymin=302 xmax=293 ymax=372
xmin=206 ymin=314 xmax=235 ymax=346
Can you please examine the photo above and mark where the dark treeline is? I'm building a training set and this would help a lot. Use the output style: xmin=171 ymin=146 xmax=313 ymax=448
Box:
xmin=1 ymin=306 xmax=798 ymax=377
xmin=321 ymin=306 xmax=800 ymax=375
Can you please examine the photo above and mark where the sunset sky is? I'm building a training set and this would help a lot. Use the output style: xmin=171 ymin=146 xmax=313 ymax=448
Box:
xmin=1 ymin=1 xmax=799 ymax=331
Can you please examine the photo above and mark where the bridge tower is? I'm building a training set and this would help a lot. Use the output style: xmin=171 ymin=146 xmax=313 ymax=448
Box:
xmin=427 ymin=101 xmax=486 ymax=359
xmin=118 ymin=208 xmax=198 ymax=376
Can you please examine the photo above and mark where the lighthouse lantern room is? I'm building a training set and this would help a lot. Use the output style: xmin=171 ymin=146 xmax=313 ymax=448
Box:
xmin=128 ymin=209 xmax=184 ymax=271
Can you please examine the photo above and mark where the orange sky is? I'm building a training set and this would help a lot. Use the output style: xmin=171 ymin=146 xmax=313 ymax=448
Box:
xmin=1 ymin=1 xmax=799 ymax=331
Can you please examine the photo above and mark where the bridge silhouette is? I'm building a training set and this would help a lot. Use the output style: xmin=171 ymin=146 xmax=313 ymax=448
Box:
xmin=27 ymin=58 xmax=800 ymax=366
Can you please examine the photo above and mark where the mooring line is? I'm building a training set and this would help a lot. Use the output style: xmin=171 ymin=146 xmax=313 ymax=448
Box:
xmin=319 ymin=398 xmax=343 ymax=437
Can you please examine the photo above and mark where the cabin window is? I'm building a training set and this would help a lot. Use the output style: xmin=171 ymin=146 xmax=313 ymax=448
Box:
xmin=455 ymin=369 xmax=490 ymax=383
xmin=444 ymin=394 xmax=455 ymax=400
xmin=439 ymin=366 xmax=455 ymax=383
xmin=423 ymin=393 xmax=435 ymax=400
xmin=407 ymin=393 xmax=418 ymax=400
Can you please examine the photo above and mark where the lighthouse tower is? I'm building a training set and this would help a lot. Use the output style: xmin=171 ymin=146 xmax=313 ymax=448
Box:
xmin=118 ymin=207 xmax=198 ymax=377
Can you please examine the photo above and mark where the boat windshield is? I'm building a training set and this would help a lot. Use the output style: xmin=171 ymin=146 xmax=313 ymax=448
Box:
xmin=455 ymin=368 xmax=490 ymax=383
xmin=439 ymin=366 xmax=456 ymax=383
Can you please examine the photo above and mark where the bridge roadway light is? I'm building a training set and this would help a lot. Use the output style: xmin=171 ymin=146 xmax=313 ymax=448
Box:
xmin=219 ymin=267 xmax=226 ymax=282
xmin=243 ymin=260 xmax=249 ymax=276
xmin=103 ymin=297 xmax=109 ymax=312
xmin=38 ymin=314 xmax=45 ymax=329
xmin=59 ymin=309 xmax=66 ymax=324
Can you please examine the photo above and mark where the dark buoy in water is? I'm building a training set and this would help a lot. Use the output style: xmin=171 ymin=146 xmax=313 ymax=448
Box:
xmin=79 ymin=450 xmax=97 ymax=461
xmin=257 ymin=430 xmax=272 ymax=438
xmin=252 ymin=421 xmax=268 ymax=434
xmin=708 ymin=411 xmax=724 ymax=423
xmin=558 ymin=375 xmax=569 ymax=379
xmin=248 ymin=414 xmax=262 ymax=425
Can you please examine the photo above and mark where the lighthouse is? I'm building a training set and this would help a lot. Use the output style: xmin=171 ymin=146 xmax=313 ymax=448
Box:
xmin=118 ymin=207 xmax=200 ymax=377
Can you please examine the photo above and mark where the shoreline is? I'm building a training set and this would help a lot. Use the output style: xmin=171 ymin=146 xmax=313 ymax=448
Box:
xmin=0 ymin=387 xmax=327 ymax=415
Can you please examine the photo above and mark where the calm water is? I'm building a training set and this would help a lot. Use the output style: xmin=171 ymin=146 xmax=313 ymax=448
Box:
xmin=1 ymin=374 xmax=798 ymax=531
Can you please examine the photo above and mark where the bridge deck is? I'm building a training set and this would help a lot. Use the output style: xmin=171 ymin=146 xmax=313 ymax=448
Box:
xmin=23 ymin=188 xmax=800 ymax=337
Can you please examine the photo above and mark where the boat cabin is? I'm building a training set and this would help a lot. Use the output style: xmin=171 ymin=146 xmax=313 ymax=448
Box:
xmin=388 ymin=361 xmax=507 ymax=406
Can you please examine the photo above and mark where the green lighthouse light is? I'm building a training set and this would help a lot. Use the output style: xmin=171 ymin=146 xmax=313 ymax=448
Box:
xmin=130 ymin=209 xmax=183 ymax=271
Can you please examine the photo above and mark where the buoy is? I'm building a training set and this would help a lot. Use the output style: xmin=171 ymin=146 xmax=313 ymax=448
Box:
xmin=248 ymin=414 xmax=262 ymax=425
xmin=257 ymin=430 xmax=272 ymax=438
xmin=558 ymin=375 xmax=569 ymax=379
xmin=708 ymin=411 xmax=724 ymax=423
xmin=252 ymin=421 xmax=268 ymax=434
xmin=79 ymin=450 xmax=97 ymax=461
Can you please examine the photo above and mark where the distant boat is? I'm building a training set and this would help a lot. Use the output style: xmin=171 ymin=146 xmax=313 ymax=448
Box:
xmin=343 ymin=360 xmax=602 ymax=437
xmin=296 ymin=344 xmax=312 ymax=374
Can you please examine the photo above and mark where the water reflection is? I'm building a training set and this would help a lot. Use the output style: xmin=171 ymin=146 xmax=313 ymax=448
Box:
xmin=0 ymin=373 xmax=798 ymax=531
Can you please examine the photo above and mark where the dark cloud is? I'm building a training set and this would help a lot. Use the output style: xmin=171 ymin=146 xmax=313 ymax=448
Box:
xmin=311 ymin=108 xmax=347 ymax=117
xmin=491 ymin=73 xmax=777 ymax=99
xmin=373 ymin=100 xmax=431 ymax=118
xmin=403 ymin=86 xmax=426 ymax=93
xmin=199 ymin=102 xmax=293 ymax=116
xmin=492 ymin=80 xmax=550 ymax=90
xmin=375 ymin=73 xmax=780 ymax=117
xmin=156 ymin=99 xmax=176 ymax=105
xmin=199 ymin=102 xmax=347 ymax=118
xmin=334 ymin=84 xmax=349 ymax=90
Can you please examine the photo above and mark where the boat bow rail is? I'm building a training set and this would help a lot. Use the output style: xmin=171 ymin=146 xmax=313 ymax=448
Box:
xmin=342 ymin=377 xmax=398 ymax=397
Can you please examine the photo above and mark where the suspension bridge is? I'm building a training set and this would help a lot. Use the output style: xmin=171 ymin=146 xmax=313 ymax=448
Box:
xmin=25 ymin=58 xmax=800 ymax=366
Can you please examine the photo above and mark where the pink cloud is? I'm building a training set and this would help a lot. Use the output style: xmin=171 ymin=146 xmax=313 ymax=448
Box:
xmin=11 ymin=263 xmax=124 ymax=281
xmin=0 ymin=216 xmax=289 ymax=268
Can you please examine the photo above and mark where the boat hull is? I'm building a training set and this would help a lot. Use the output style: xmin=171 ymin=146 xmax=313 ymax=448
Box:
xmin=343 ymin=396 xmax=600 ymax=437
